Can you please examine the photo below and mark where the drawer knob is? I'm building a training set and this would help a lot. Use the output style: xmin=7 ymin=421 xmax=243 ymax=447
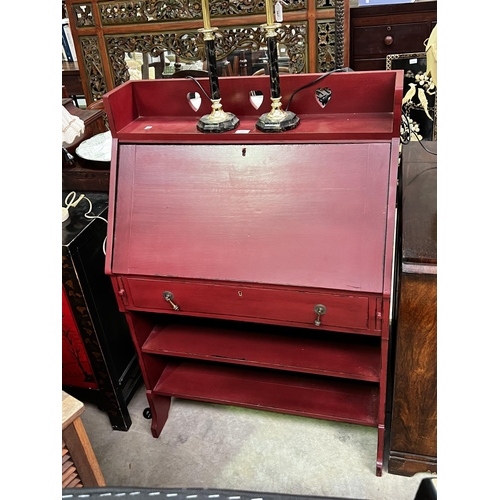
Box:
xmin=314 ymin=304 xmax=327 ymax=326
xmin=163 ymin=291 xmax=180 ymax=311
xmin=384 ymin=36 xmax=393 ymax=46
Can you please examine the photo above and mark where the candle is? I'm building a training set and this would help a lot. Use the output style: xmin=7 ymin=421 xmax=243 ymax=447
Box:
xmin=265 ymin=0 xmax=274 ymax=26
xmin=201 ymin=0 xmax=211 ymax=30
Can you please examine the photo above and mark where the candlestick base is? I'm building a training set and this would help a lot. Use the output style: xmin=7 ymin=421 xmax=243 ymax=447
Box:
xmin=197 ymin=99 xmax=239 ymax=133
xmin=256 ymin=97 xmax=300 ymax=132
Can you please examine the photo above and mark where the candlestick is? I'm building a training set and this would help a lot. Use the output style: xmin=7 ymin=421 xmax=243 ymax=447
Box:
xmin=201 ymin=0 xmax=211 ymax=30
xmin=196 ymin=0 xmax=239 ymax=133
xmin=265 ymin=0 xmax=274 ymax=27
xmin=256 ymin=0 xmax=300 ymax=132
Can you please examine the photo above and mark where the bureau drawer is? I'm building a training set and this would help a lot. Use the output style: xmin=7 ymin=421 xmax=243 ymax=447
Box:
xmin=123 ymin=277 xmax=377 ymax=332
xmin=353 ymin=23 xmax=430 ymax=57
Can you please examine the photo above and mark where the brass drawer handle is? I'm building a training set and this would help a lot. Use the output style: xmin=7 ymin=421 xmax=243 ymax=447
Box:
xmin=314 ymin=304 xmax=327 ymax=326
xmin=384 ymin=35 xmax=393 ymax=46
xmin=163 ymin=291 xmax=180 ymax=311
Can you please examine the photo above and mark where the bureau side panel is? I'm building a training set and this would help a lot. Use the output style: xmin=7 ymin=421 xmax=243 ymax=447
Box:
xmin=112 ymin=143 xmax=391 ymax=293
xmin=389 ymin=272 xmax=437 ymax=474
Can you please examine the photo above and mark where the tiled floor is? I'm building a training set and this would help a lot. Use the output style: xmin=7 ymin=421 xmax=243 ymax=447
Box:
xmin=79 ymin=384 xmax=434 ymax=500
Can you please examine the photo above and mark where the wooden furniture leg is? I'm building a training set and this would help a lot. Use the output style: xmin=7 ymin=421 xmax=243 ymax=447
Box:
xmin=62 ymin=391 xmax=105 ymax=487
xmin=146 ymin=390 xmax=171 ymax=438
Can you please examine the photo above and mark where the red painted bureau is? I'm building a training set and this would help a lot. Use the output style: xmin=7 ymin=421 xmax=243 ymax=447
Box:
xmin=103 ymin=70 xmax=403 ymax=475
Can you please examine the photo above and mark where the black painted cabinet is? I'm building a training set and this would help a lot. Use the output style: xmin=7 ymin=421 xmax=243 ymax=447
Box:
xmin=62 ymin=191 xmax=143 ymax=430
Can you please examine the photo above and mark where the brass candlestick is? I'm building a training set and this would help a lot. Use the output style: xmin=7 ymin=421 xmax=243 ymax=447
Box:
xmin=197 ymin=0 xmax=239 ymax=133
xmin=255 ymin=0 xmax=299 ymax=132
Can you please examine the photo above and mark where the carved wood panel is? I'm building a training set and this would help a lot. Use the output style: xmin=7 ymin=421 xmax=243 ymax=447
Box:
xmin=80 ymin=36 xmax=108 ymax=100
xmin=98 ymin=0 xmax=306 ymax=25
xmin=106 ymin=23 xmax=306 ymax=87
xmin=65 ymin=0 xmax=349 ymax=104
xmin=316 ymin=20 xmax=336 ymax=72
xmin=73 ymin=2 xmax=95 ymax=27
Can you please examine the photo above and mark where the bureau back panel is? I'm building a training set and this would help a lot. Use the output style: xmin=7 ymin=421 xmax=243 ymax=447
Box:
xmin=112 ymin=142 xmax=391 ymax=292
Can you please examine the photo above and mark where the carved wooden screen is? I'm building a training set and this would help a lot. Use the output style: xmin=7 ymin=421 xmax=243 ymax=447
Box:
xmin=64 ymin=0 xmax=349 ymax=104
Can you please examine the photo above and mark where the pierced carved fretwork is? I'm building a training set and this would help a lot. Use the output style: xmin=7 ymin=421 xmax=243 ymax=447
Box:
xmin=80 ymin=36 xmax=108 ymax=101
xmin=106 ymin=24 xmax=306 ymax=86
xmin=210 ymin=0 xmax=305 ymax=17
xmin=316 ymin=20 xmax=336 ymax=72
xmin=214 ymin=24 xmax=306 ymax=71
xmin=316 ymin=0 xmax=339 ymax=9
xmin=65 ymin=0 xmax=349 ymax=103
xmin=100 ymin=0 xmax=199 ymax=24
xmin=99 ymin=0 xmax=305 ymax=26
xmin=106 ymin=32 xmax=202 ymax=85
xmin=72 ymin=3 xmax=95 ymax=27
xmin=274 ymin=24 xmax=307 ymax=74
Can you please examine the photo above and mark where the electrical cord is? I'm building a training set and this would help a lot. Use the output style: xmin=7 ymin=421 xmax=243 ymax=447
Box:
xmin=412 ymin=130 xmax=437 ymax=155
xmin=403 ymin=166 xmax=437 ymax=194
xmin=400 ymin=111 xmax=412 ymax=145
xmin=185 ymin=69 xmax=437 ymax=158
xmin=64 ymin=191 xmax=108 ymax=255
xmin=184 ymin=75 xmax=212 ymax=100
xmin=399 ymin=110 xmax=437 ymax=155
xmin=282 ymin=67 xmax=437 ymax=157
xmin=184 ymin=69 xmax=355 ymax=109
xmin=285 ymin=67 xmax=353 ymax=112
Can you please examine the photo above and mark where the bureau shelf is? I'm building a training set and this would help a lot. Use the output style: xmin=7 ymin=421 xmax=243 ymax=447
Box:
xmin=153 ymin=359 xmax=379 ymax=427
xmin=114 ymin=112 xmax=395 ymax=143
xmin=103 ymin=72 xmax=402 ymax=144
xmin=142 ymin=318 xmax=381 ymax=382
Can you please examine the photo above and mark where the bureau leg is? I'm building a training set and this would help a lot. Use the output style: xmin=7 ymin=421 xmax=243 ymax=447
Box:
xmin=146 ymin=390 xmax=171 ymax=438
xmin=376 ymin=424 xmax=385 ymax=477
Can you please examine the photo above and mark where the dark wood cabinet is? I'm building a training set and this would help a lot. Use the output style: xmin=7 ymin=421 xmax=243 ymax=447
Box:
xmin=62 ymin=61 xmax=84 ymax=99
xmin=62 ymin=191 xmax=143 ymax=430
xmin=349 ymin=1 xmax=437 ymax=71
xmin=388 ymin=141 xmax=437 ymax=476
xmin=102 ymin=70 xmax=403 ymax=475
